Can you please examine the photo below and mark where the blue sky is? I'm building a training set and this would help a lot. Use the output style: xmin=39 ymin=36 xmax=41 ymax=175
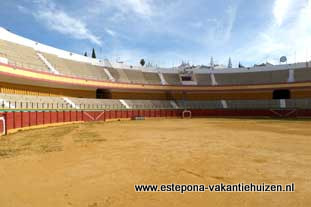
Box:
xmin=1 ymin=0 xmax=311 ymax=67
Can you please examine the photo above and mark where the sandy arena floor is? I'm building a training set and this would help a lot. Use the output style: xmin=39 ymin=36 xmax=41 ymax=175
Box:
xmin=0 ymin=118 xmax=310 ymax=207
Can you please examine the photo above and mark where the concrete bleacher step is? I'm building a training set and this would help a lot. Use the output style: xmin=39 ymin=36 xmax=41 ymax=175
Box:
xmin=0 ymin=39 xmax=49 ymax=72
xmin=170 ymin=100 xmax=179 ymax=109
xmin=37 ymin=53 xmax=60 ymax=74
xmin=63 ymin=97 xmax=80 ymax=109
xmin=210 ymin=73 xmax=218 ymax=86
xmin=221 ymin=100 xmax=228 ymax=109
xmin=162 ymin=73 xmax=181 ymax=85
xmin=119 ymin=100 xmax=131 ymax=109
xmin=158 ymin=73 xmax=167 ymax=85
xmin=103 ymin=68 xmax=115 ymax=81
xmin=288 ymin=69 xmax=295 ymax=83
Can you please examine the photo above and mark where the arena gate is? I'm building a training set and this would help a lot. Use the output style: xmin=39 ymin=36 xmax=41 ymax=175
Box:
xmin=182 ymin=110 xmax=192 ymax=119
xmin=0 ymin=113 xmax=5 ymax=135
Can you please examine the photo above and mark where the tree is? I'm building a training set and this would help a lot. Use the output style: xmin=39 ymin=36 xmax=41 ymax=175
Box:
xmin=228 ymin=57 xmax=232 ymax=68
xmin=92 ymin=48 xmax=96 ymax=59
xmin=84 ymin=52 xmax=88 ymax=57
xmin=238 ymin=62 xmax=245 ymax=68
xmin=140 ymin=59 xmax=146 ymax=67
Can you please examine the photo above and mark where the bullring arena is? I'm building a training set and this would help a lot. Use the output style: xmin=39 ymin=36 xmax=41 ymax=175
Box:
xmin=1 ymin=119 xmax=311 ymax=206
xmin=0 ymin=28 xmax=311 ymax=206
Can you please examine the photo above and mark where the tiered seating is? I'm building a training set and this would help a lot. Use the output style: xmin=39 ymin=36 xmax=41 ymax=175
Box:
xmin=125 ymin=100 xmax=173 ymax=109
xmin=286 ymin=99 xmax=311 ymax=109
xmin=142 ymin=72 xmax=162 ymax=84
xmin=294 ymin=68 xmax=311 ymax=82
xmin=0 ymin=94 xmax=176 ymax=110
xmin=214 ymin=70 xmax=289 ymax=85
xmin=70 ymin=98 xmax=124 ymax=109
xmin=3 ymin=92 xmax=311 ymax=111
xmin=162 ymin=73 xmax=181 ymax=85
xmin=0 ymin=93 xmax=67 ymax=109
xmin=1 ymin=40 xmax=298 ymax=86
xmin=150 ymin=100 xmax=173 ymax=108
xmin=107 ymin=68 xmax=130 ymax=83
xmin=0 ymin=40 xmax=49 ymax=72
xmin=195 ymin=74 xmax=212 ymax=85
xmin=123 ymin=69 xmax=147 ymax=84
xmin=226 ymin=100 xmax=280 ymax=109
xmin=42 ymin=53 xmax=109 ymax=80
xmin=177 ymin=100 xmax=223 ymax=109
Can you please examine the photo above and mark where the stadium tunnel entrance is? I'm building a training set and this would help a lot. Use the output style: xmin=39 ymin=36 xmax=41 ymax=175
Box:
xmin=273 ymin=89 xmax=291 ymax=99
xmin=96 ymin=89 xmax=112 ymax=99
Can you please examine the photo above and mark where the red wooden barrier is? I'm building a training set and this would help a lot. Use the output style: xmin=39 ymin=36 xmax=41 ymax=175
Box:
xmin=121 ymin=110 xmax=126 ymax=119
xmin=14 ymin=112 xmax=22 ymax=129
xmin=111 ymin=110 xmax=116 ymax=119
xmin=132 ymin=110 xmax=138 ymax=117
xmin=58 ymin=111 xmax=64 ymax=122
xmin=142 ymin=110 xmax=146 ymax=117
xmin=156 ymin=110 xmax=161 ymax=117
xmin=83 ymin=111 xmax=93 ymax=122
xmin=127 ymin=110 xmax=133 ymax=119
xmin=105 ymin=110 xmax=110 ymax=120
xmin=64 ymin=112 xmax=70 ymax=122
xmin=44 ymin=111 xmax=51 ymax=125
xmin=3 ymin=109 xmax=311 ymax=136
xmin=22 ymin=112 xmax=30 ymax=128
xmin=161 ymin=110 xmax=166 ymax=117
xmin=146 ymin=110 xmax=150 ymax=117
xmin=77 ymin=111 xmax=83 ymax=121
xmin=37 ymin=112 xmax=44 ymax=125
xmin=119 ymin=110 xmax=123 ymax=118
xmin=29 ymin=112 xmax=37 ymax=126
xmin=0 ymin=114 xmax=4 ymax=134
xmin=51 ymin=112 xmax=58 ymax=123
xmin=97 ymin=111 xmax=106 ymax=121
xmin=149 ymin=110 xmax=154 ymax=117
xmin=71 ymin=111 xmax=77 ymax=122
xmin=297 ymin=110 xmax=311 ymax=117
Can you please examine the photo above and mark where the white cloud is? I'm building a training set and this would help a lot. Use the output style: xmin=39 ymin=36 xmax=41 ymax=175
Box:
xmin=19 ymin=0 xmax=311 ymax=67
xmin=33 ymin=1 xmax=102 ymax=45
xmin=273 ymin=0 xmax=292 ymax=26
xmin=190 ymin=21 xmax=204 ymax=29
xmin=200 ymin=4 xmax=238 ymax=47
xmin=123 ymin=0 xmax=154 ymax=17
xmin=234 ymin=0 xmax=311 ymax=65
xmin=17 ymin=5 xmax=29 ymax=14
xmin=102 ymin=0 xmax=154 ymax=18
xmin=223 ymin=4 xmax=238 ymax=42
xmin=105 ymin=29 xmax=117 ymax=37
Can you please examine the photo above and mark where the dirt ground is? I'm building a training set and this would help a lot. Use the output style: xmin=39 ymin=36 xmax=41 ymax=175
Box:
xmin=0 ymin=118 xmax=310 ymax=207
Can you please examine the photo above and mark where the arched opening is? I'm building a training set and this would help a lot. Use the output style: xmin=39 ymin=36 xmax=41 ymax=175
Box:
xmin=273 ymin=89 xmax=291 ymax=99
xmin=96 ymin=89 xmax=111 ymax=99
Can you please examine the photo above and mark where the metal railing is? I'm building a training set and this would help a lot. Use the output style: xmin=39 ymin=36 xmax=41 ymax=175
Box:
xmin=0 ymin=100 xmax=175 ymax=110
